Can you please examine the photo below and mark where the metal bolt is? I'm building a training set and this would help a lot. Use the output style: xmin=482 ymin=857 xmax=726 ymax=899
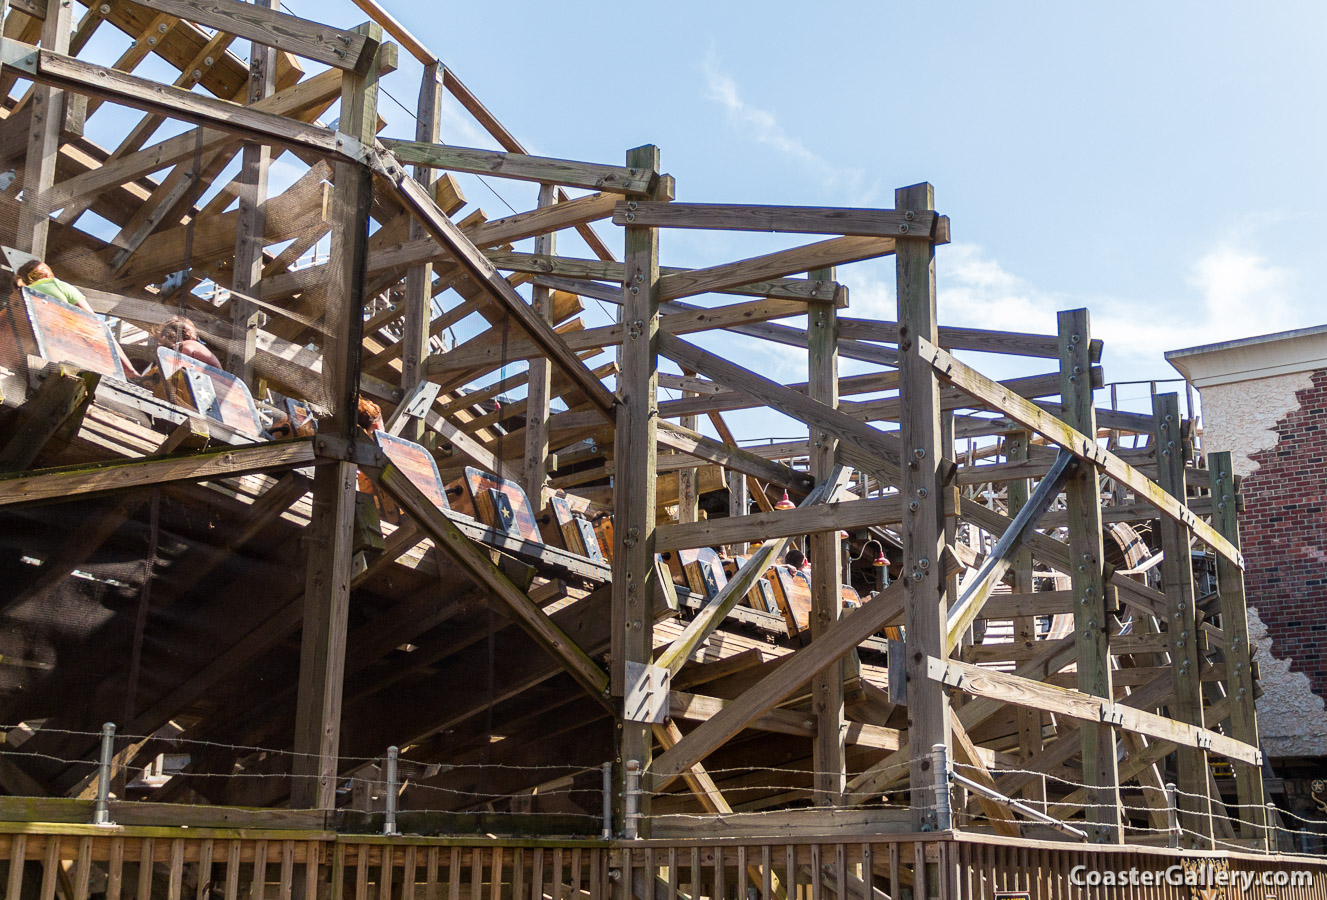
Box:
xmin=204 ymin=56 xmax=215 ymax=66
xmin=157 ymin=22 xmax=168 ymax=32
xmin=911 ymin=570 xmax=923 ymax=582
xmin=630 ymin=285 xmax=639 ymax=295
xmin=192 ymin=69 xmax=202 ymax=78
xmin=627 ymin=200 xmax=638 ymax=210
xmin=914 ymin=448 xmax=927 ymax=459
xmin=898 ymin=224 xmax=909 ymax=234
xmin=908 ymin=500 xmax=919 ymax=512
xmin=918 ymin=487 xmax=928 ymax=498
xmin=919 ymin=557 xmax=930 ymax=570
xmin=99 ymin=3 xmax=109 ymax=11
xmin=146 ymin=36 xmax=156 ymax=45
xmin=904 ymin=210 xmax=915 ymax=221
xmin=625 ymin=212 xmax=635 ymax=222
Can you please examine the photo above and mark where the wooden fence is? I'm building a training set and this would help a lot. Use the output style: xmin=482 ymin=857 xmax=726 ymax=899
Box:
xmin=4 ymin=823 xmax=1325 ymax=900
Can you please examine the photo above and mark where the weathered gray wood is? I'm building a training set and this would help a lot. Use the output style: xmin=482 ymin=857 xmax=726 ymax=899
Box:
xmin=657 ymin=332 xmax=902 ymax=482
xmin=383 ymin=140 xmax=656 ymax=194
xmin=1004 ymin=431 xmax=1045 ymax=806
xmin=838 ymin=317 xmax=1104 ymax=363
xmin=1153 ymin=391 xmax=1211 ymax=849
xmin=894 ymin=182 xmax=950 ymax=830
xmin=133 ymin=0 xmax=378 ymax=72
xmin=610 ymin=202 xmax=939 ymax=237
xmin=0 ymin=369 xmax=94 ymax=473
xmin=524 ymin=183 xmax=557 ymax=508
xmin=655 ymin=492 xmax=924 ymax=552
xmin=1208 ymin=451 xmax=1269 ymax=848
xmin=14 ymin=0 xmax=71 ymax=258
xmin=655 ymin=236 xmax=893 ymax=301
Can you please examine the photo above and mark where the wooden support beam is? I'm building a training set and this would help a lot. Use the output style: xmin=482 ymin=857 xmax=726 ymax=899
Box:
xmin=807 ymin=284 xmax=845 ymax=805
xmin=289 ymin=23 xmax=381 ymax=810
xmin=949 ymin=712 xmax=1021 ymax=837
xmin=655 ymin=491 xmax=929 ymax=552
xmin=610 ymin=201 xmax=942 ymax=237
xmin=655 ymin=419 xmax=812 ymax=493
xmin=0 ymin=439 xmax=316 ymax=507
xmin=657 ymin=331 xmax=903 ymax=483
xmin=1005 ymin=431 xmax=1044 ymax=805
xmin=1208 ymin=451 xmax=1269 ymax=848
xmin=945 ymin=449 xmax=1075 ymax=652
xmin=1153 ymin=391 xmax=1211 ymax=849
xmin=14 ymin=0 xmax=71 ymax=259
xmin=0 ymin=368 xmax=95 ymax=473
xmin=1058 ymin=309 xmax=1121 ymax=843
xmin=612 ymin=144 xmax=663 ymax=834
xmin=132 ymin=0 xmax=378 ymax=72
xmin=838 ymin=317 xmax=1104 ymax=363
xmin=916 ymin=335 xmax=1243 ymax=565
xmin=924 ymin=657 xmax=1260 ymax=765
xmin=656 ymin=235 xmax=892 ymax=301
xmin=655 ymin=467 xmax=845 ymax=676
xmin=376 ymin=163 xmax=617 ymax=419
xmin=895 ymin=182 xmax=950 ymax=831
xmin=1 ymin=42 xmax=351 ymax=158
xmin=398 ymin=61 xmax=442 ymax=442
xmin=383 ymin=140 xmax=658 ymax=194
xmin=378 ymin=463 xmax=611 ymax=705
xmin=227 ymin=0 xmax=279 ymax=385
xmin=523 ymin=183 xmax=557 ymax=507
xmin=647 ymin=580 xmax=907 ymax=793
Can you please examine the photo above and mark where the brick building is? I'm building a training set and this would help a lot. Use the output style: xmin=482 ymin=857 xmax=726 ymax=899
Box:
xmin=1168 ymin=325 xmax=1327 ymax=784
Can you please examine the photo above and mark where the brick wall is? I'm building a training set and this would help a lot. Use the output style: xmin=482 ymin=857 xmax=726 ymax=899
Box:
xmin=1240 ymin=367 xmax=1327 ymax=698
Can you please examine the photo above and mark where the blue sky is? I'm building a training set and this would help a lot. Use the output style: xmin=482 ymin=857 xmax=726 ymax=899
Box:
xmin=73 ymin=1 xmax=1327 ymax=435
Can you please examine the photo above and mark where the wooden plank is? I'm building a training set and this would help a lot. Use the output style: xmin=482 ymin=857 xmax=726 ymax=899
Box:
xmin=894 ymin=182 xmax=950 ymax=831
xmin=655 ymin=420 xmax=812 ymax=493
xmin=656 ymin=236 xmax=893 ymax=301
xmin=1 ymin=42 xmax=349 ymax=158
xmin=915 ymin=335 xmax=1243 ymax=565
xmin=0 ymin=439 xmax=316 ymax=508
xmin=1057 ymin=308 xmax=1120 ymax=842
xmin=654 ymin=468 xmax=845 ymax=676
xmin=383 ymin=141 xmax=656 ymax=194
xmin=657 ymin=332 xmax=902 ymax=482
xmin=838 ymin=318 xmax=1103 ymax=363
xmin=923 ymin=656 xmax=1260 ymax=765
xmin=14 ymin=0 xmax=71 ymax=259
xmin=611 ymin=202 xmax=938 ymax=237
xmin=133 ymin=0 xmax=377 ymax=72
xmin=378 ymin=462 xmax=611 ymax=706
xmin=0 ymin=369 xmax=94 ymax=473
xmin=376 ymin=166 xmax=616 ymax=419
xmin=524 ymin=183 xmax=557 ymax=508
xmin=1208 ymin=451 xmax=1268 ymax=847
xmin=1153 ymin=391 xmax=1210 ymax=848
xmin=647 ymin=579 xmax=908 ymax=792
xmin=655 ymin=492 xmax=926 ymax=552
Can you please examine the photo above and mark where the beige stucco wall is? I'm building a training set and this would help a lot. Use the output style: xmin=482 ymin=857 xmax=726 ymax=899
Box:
xmin=1199 ymin=371 xmax=1316 ymax=477
xmin=1248 ymin=606 xmax=1327 ymax=758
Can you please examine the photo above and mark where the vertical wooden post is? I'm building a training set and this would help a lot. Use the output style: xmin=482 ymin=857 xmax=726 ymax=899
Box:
xmin=613 ymin=144 xmax=660 ymax=834
xmin=1208 ymin=451 xmax=1268 ymax=848
xmin=227 ymin=0 xmax=279 ymax=386
xmin=1005 ymin=430 xmax=1045 ymax=804
xmin=1058 ymin=308 xmax=1121 ymax=843
xmin=523 ymin=182 xmax=557 ymax=506
xmin=400 ymin=61 xmax=443 ymax=443
xmin=895 ymin=183 xmax=950 ymax=829
xmin=16 ymin=0 xmax=72 ymax=258
xmin=808 ymin=271 xmax=845 ymax=804
xmin=290 ymin=21 xmax=382 ymax=810
xmin=1153 ymin=391 xmax=1212 ymax=848
xmin=728 ymin=473 xmax=748 ymax=556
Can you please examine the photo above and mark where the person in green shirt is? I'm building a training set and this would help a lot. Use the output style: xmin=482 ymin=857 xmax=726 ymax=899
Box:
xmin=15 ymin=260 xmax=140 ymax=376
xmin=15 ymin=260 xmax=98 ymax=316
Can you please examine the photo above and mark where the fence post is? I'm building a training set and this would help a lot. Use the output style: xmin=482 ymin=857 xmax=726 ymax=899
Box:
xmin=1166 ymin=782 xmax=1179 ymax=849
xmin=601 ymin=762 xmax=613 ymax=840
xmin=383 ymin=746 xmax=399 ymax=836
xmin=624 ymin=759 xmax=641 ymax=840
xmin=932 ymin=743 xmax=952 ymax=831
xmin=94 ymin=722 xmax=115 ymax=826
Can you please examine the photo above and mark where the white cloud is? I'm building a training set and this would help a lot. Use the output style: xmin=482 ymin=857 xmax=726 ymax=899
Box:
xmin=1185 ymin=244 xmax=1297 ymax=341
xmin=701 ymin=53 xmax=869 ymax=196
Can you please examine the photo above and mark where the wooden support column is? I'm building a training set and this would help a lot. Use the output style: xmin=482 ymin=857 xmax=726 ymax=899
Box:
xmin=808 ymin=271 xmax=845 ymax=804
xmin=728 ymin=473 xmax=748 ymax=555
xmin=16 ymin=0 xmax=71 ymax=258
xmin=1208 ymin=451 xmax=1268 ymax=848
xmin=1005 ymin=430 xmax=1045 ymax=804
xmin=290 ymin=21 xmax=382 ymax=810
xmin=1153 ymin=391 xmax=1211 ymax=848
xmin=895 ymin=182 xmax=950 ymax=829
xmin=400 ymin=61 xmax=442 ymax=442
xmin=227 ymin=0 xmax=279 ymax=385
xmin=1058 ymin=308 xmax=1121 ymax=843
xmin=523 ymin=183 xmax=556 ymax=506
xmin=612 ymin=144 xmax=661 ymax=834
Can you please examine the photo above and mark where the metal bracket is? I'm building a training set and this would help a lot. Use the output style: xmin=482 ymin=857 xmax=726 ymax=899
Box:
xmin=623 ymin=661 xmax=669 ymax=725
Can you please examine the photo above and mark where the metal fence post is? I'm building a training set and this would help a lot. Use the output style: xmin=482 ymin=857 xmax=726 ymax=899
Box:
xmin=624 ymin=759 xmax=641 ymax=840
xmin=932 ymin=743 xmax=951 ymax=831
xmin=1166 ymin=782 xmax=1180 ymax=848
xmin=383 ymin=746 xmax=399 ymax=836
xmin=94 ymin=722 xmax=115 ymax=826
xmin=601 ymin=762 xmax=613 ymax=840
